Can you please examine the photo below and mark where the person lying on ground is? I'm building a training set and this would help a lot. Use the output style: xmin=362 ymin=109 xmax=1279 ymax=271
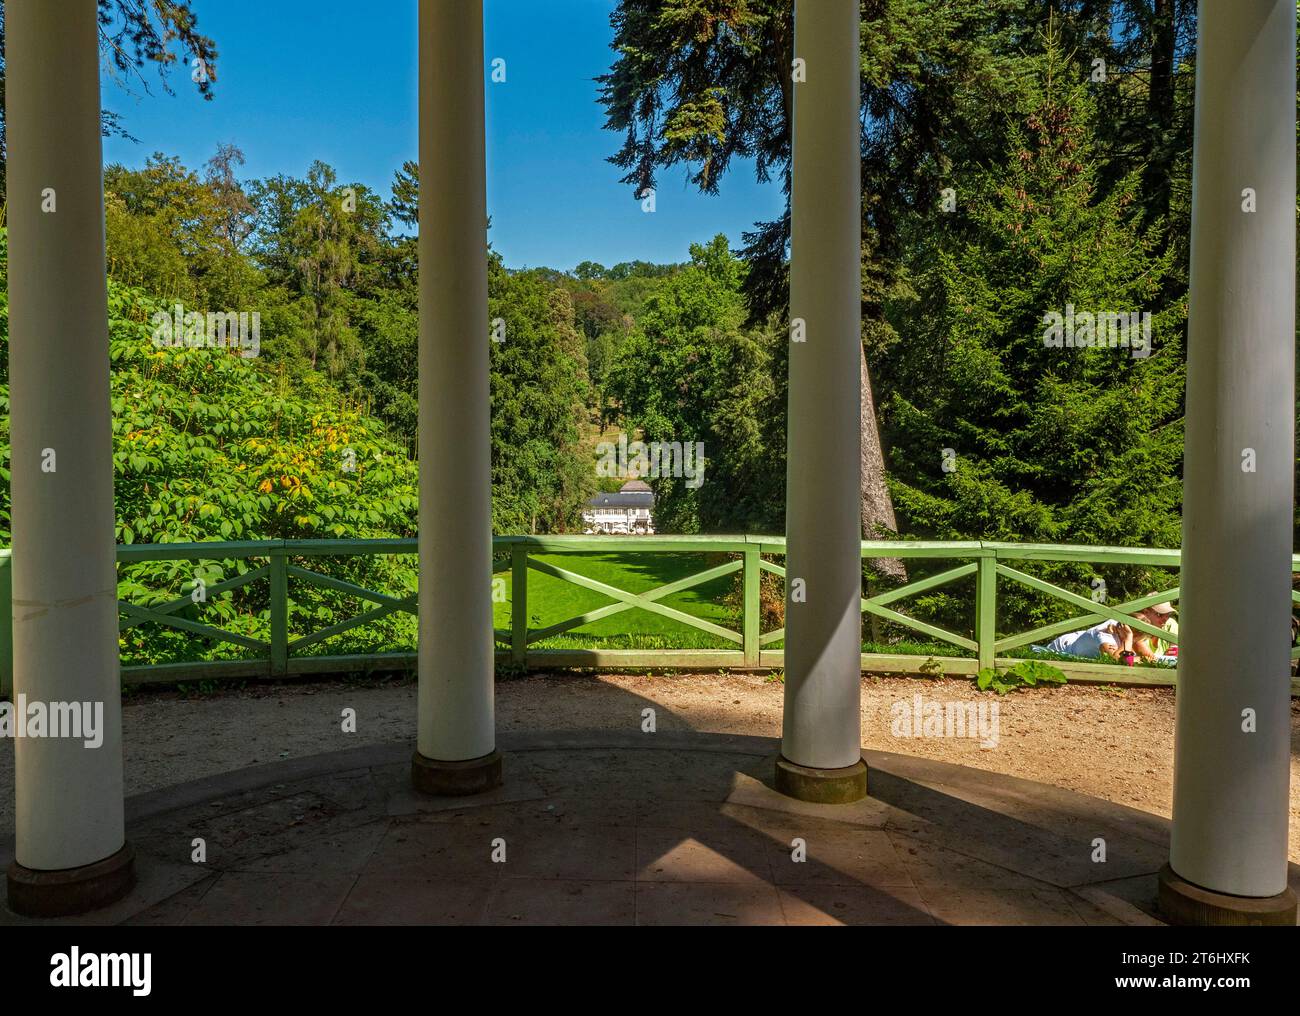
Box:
xmin=1044 ymin=620 xmax=1132 ymax=661
xmin=1130 ymin=601 xmax=1177 ymax=660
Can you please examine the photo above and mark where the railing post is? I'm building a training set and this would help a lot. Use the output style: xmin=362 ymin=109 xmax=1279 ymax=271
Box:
xmin=742 ymin=543 xmax=761 ymax=668
xmin=976 ymin=552 xmax=996 ymax=671
xmin=270 ymin=545 xmax=288 ymax=677
xmin=511 ymin=542 xmax=528 ymax=669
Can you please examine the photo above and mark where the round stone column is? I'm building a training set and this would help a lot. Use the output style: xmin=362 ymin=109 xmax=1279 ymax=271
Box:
xmin=5 ymin=0 xmax=135 ymax=915
xmin=412 ymin=0 xmax=502 ymax=795
xmin=1160 ymin=0 xmax=1296 ymax=925
xmin=777 ymin=0 xmax=867 ymax=803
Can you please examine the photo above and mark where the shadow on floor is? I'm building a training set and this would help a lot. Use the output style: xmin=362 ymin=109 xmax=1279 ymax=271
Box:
xmin=8 ymin=722 xmax=1257 ymax=925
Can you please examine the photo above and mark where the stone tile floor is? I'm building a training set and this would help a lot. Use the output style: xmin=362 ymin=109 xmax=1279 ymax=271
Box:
xmin=4 ymin=730 xmax=1295 ymax=925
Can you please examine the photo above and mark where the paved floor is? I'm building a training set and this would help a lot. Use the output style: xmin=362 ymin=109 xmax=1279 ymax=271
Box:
xmin=3 ymin=730 xmax=1294 ymax=925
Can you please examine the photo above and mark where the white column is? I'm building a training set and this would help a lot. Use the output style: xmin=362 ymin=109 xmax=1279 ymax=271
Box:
xmin=1162 ymin=0 xmax=1296 ymax=923
xmin=412 ymin=0 xmax=501 ymax=794
xmin=6 ymin=0 xmax=134 ymax=914
xmin=778 ymin=0 xmax=866 ymax=802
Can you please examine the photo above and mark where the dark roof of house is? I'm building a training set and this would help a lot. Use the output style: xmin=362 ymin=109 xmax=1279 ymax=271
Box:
xmin=586 ymin=491 xmax=654 ymax=509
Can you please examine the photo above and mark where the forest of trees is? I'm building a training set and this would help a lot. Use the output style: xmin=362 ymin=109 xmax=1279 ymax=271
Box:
xmin=0 ymin=0 xmax=1290 ymax=597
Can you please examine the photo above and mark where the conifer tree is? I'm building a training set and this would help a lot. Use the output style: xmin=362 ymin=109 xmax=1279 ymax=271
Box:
xmin=882 ymin=27 xmax=1184 ymax=618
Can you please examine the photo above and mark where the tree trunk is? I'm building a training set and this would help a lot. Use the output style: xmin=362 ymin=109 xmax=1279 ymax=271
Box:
xmin=860 ymin=342 xmax=906 ymax=582
xmin=1150 ymin=0 xmax=1176 ymax=118
xmin=1146 ymin=0 xmax=1178 ymax=226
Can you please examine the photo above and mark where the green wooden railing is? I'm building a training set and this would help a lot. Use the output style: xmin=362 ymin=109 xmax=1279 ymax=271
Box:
xmin=0 ymin=537 xmax=1297 ymax=692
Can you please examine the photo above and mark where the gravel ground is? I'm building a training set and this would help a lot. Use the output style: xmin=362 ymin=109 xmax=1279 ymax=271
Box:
xmin=3 ymin=671 xmax=1299 ymax=862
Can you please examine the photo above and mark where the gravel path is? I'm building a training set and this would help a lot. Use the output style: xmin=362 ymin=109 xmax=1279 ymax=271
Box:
xmin=3 ymin=671 xmax=1299 ymax=862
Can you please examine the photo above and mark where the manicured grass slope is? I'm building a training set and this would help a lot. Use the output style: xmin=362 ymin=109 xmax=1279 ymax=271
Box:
xmin=494 ymin=551 xmax=739 ymax=650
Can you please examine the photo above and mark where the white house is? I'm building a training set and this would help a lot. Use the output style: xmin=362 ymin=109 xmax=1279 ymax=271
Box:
xmin=583 ymin=480 xmax=655 ymax=534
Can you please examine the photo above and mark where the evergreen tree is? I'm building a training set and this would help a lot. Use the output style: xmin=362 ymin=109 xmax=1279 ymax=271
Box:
xmin=248 ymin=162 xmax=387 ymax=379
xmin=882 ymin=29 xmax=1184 ymax=620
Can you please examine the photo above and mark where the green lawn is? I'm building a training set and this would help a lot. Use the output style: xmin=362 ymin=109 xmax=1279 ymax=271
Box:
xmin=490 ymin=551 xmax=994 ymax=660
xmin=488 ymin=552 xmax=1177 ymax=671
xmin=494 ymin=551 xmax=740 ymax=650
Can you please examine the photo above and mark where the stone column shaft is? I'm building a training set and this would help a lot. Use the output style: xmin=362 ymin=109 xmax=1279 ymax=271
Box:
xmin=1161 ymin=0 xmax=1296 ymax=924
xmin=6 ymin=0 xmax=135 ymax=915
xmin=413 ymin=0 xmax=501 ymax=794
xmin=778 ymin=0 xmax=867 ymax=802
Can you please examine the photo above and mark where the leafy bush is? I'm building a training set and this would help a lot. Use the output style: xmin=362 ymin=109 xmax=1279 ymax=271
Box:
xmin=975 ymin=659 xmax=1067 ymax=695
xmin=1 ymin=231 xmax=422 ymax=667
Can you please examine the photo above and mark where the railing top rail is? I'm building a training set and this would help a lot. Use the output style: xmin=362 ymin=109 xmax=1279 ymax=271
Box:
xmin=110 ymin=538 xmax=422 ymax=562
xmin=853 ymin=540 xmax=991 ymax=558
xmin=985 ymin=543 xmax=1184 ymax=567
xmin=499 ymin=534 xmax=762 ymax=552
xmin=115 ymin=539 xmax=284 ymax=562
xmin=0 ymin=537 xmax=1296 ymax=569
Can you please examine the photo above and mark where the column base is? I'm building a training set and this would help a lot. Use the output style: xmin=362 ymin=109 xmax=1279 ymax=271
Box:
xmin=774 ymin=755 xmax=867 ymax=804
xmin=1157 ymin=863 xmax=1297 ymax=926
xmin=6 ymin=843 xmax=136 ymax=918
xmin=411 ymin=748 xmax=503 ymax=796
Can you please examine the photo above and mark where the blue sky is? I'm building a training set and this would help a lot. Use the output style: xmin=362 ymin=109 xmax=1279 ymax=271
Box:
xmin=100 ymin=0 xmax=785 ymax=272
